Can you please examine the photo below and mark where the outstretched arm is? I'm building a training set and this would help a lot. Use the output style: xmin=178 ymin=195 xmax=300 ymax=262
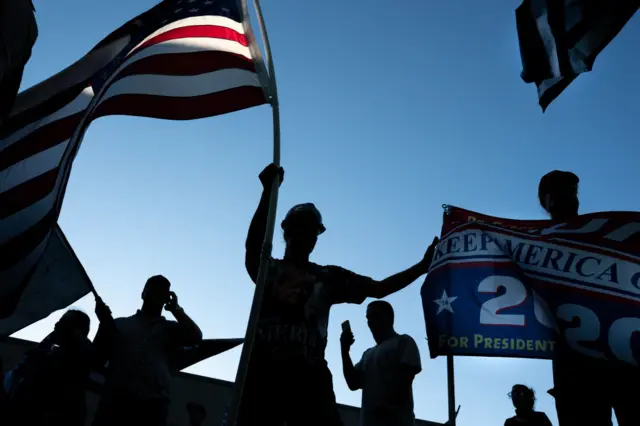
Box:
xmin=245 ymin=164 xmax=284 ymax=282
xmin=366 ymin=237 xmax=440 ymax=299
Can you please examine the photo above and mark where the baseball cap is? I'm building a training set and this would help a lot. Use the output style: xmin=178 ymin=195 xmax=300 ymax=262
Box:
xmin=281 ymin=203 xmax=326 ymax=234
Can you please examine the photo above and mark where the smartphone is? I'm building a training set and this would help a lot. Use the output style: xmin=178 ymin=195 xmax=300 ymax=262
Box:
xmin=165 ymin=291 xmax=176 ymax=309
xmin=341 ymin=320 xmax=351 ymax=333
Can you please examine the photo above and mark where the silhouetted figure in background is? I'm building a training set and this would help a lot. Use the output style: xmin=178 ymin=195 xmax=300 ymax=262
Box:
xmin=0 ymin=0 xmax=38 ymax=124
xmin=540 ymin=171 xmax=640 ymax=426
xmin=93 ymin=275 xmax=202 ymax=426
xmin=187 ymin=402 xmax=207 ymax=426
xmin=340 ymin=301 xmax=421 ymax=426
xmin=505 ymin=385 xmax=551 ymax=426
xmin=5 ymin=309 xmax=92 ymax=426
xmin=238 ymin=163 xmax=439 ymax=426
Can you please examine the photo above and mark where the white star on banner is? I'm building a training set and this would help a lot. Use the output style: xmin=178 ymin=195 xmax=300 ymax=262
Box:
xmin=189 ymin=8 xmax=199 ymax=12
xmin=433 ymin=289 xmax=458 ymax=315
xmin=174 ymin=8 xmax=183 ymax=13
xmin=204 ymin=0 xmax=214 ymax=5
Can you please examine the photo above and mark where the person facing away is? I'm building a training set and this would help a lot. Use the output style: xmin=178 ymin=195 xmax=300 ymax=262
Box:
xmin=0 ymin=0 xmax=38 ymax=124
xmin=237 ymin=163 xmax=439 ymax=426
xmin=187 ymin=402 xmax=207 ymax=426
xmin=340 ymin=301 xmax=422 ymax=426
xmin=5 ymin=309 xmax=93 ymax=426
xmin=504 ymin=385 xmax=552 ymax=426
xmin=92 ymin=275 xmax=203 ymax=426
xmin=539 ymin=171 xmax=640 ymax=426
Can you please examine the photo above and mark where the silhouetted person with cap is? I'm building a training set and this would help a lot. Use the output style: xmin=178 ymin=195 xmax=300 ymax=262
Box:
xmin=505 ymin=385 xmax=551 ymax=426
xmin=93 ymin=275 xmax=202 ymax=426
xmin=539 ymin=170 xmax=640 ymax=426
xmin=0 ymin=0 xmax=38 ymax=124
xmin=238 ymin=164 xmax=439 ymax=426
xmin=5 ymin=309 xmax=92 ymax=426
xmin=187 ymin=402 xmax=207 ymax=426
xmin=340 ymin=301 xmax=421 ymax=426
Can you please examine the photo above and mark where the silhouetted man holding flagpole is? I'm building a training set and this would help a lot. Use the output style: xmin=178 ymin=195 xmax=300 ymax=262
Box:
xmin=238 ymin=163 xmax=439 ymax=426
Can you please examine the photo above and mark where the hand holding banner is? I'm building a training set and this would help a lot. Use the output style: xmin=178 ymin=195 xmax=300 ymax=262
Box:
xmin=421 ymin=206 xmax=640 ymax=366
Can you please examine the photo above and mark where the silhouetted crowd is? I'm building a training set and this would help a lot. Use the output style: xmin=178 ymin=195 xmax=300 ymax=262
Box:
xmin=2 ymin=3 xmax=640 ymax=426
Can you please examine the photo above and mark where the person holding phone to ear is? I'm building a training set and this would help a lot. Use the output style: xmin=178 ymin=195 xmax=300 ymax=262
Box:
xmin=92 ymin=275 xmax=202 ymax=426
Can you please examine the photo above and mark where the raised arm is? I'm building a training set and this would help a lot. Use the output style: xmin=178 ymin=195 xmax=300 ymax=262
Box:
xmin=366 ymin=237 xmax=439 ymax=299
xmin=340 ymin=329 xmax=363 ymax=391
xmin=167 ymin=293 xmax=202 ymax=345
xmin=92 ymin=297 xmax=116 ymax=368
xmin=245 ymin=164 xmax=284 ymax=283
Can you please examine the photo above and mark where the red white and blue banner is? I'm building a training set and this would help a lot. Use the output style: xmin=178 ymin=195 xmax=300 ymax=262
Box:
xmin=421 ymin=205 xmax=640 ymax=365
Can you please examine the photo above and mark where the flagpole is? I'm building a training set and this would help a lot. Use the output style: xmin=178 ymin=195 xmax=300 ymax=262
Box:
xmin=447 ymin=354 xmax=456 ymax=425
xmin=226 ymin=0 xmax=279 ymax=424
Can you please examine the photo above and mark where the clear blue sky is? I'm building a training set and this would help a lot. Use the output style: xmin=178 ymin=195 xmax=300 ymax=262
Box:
xmin=14 ymin=1 xmax=640 ymax=425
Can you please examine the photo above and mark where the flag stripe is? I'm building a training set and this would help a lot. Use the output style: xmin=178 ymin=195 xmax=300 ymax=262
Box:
xmin=130 ymin=15 xmax=245 ymax=53
xmin=1 ymin=115 xmax=80 ymax=172
xmin=135 ymin=24 xmax=248 ymax=54
xmin=1 ymin=87 xmax=92 ymax=152
xmin=101 ymin=68 xmax=260 ymax=101
xmin=116 ymin=37 xmax=253 ymax=79
xmin=0 ymin=209 xmax=55 ymax=271
xmin=116 ymin=50 xmax=254 ymax=79
xmin=94 ymin=85 xmax=266 ymax=120
xmin=1 ymin=141 xmax=68 ymax=193
xmin=0 ymin=169 xmax=58 ymax=220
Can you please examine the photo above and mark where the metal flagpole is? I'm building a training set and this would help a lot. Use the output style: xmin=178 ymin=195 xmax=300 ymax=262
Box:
xmin=447 ymin=354 xmax=456 ymax=425
xmin=226 ymin=0 xmax=280 ymax=424
xmin=443 ymin=205 xmax=459 ymax=426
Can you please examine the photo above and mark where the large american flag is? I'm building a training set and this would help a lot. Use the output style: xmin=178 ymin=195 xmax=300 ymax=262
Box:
xmin=0 ymin=0 xmax=269 ymax=315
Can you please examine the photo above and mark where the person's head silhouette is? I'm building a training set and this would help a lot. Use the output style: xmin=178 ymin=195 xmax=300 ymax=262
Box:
xmin=141 ymin=275 xmax=171 ymax=313
xmin=509 ymin=384 xmax=535 ymax=413
xmin=54 ymin=309 xmax=90 ymax=340
xmin=186 ymin=402 xmax=206 ymax=426
xmin=538 ymin=171 xmax=579 ymax=222
xmin=366 ymin=300 xmax=395 ymax=344
xmin=281 ymin=203 xmax=326 ymax=261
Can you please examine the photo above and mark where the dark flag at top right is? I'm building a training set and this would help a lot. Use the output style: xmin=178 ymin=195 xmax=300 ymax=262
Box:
xmin=515 ymin=0 xmax=638 ymax=111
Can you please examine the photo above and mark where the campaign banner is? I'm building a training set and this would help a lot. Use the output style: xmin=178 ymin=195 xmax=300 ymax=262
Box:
xmin=421 ymin=205 xmax=640 ymax=365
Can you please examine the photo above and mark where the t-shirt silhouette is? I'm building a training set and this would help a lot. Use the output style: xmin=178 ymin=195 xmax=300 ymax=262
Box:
xmin=253 ymin=259 xmax=374 ymax=365
xmin=504 ymin=411 xmax=552 ymax=426
xmin=356 ymin=334 xmax=422 ymax=426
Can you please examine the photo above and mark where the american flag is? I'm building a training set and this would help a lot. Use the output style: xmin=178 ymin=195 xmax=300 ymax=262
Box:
xmin=516 ymin=0 xmax=638 ymax=111
xmin=0 ymin=0 xmax=269 ymax=314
